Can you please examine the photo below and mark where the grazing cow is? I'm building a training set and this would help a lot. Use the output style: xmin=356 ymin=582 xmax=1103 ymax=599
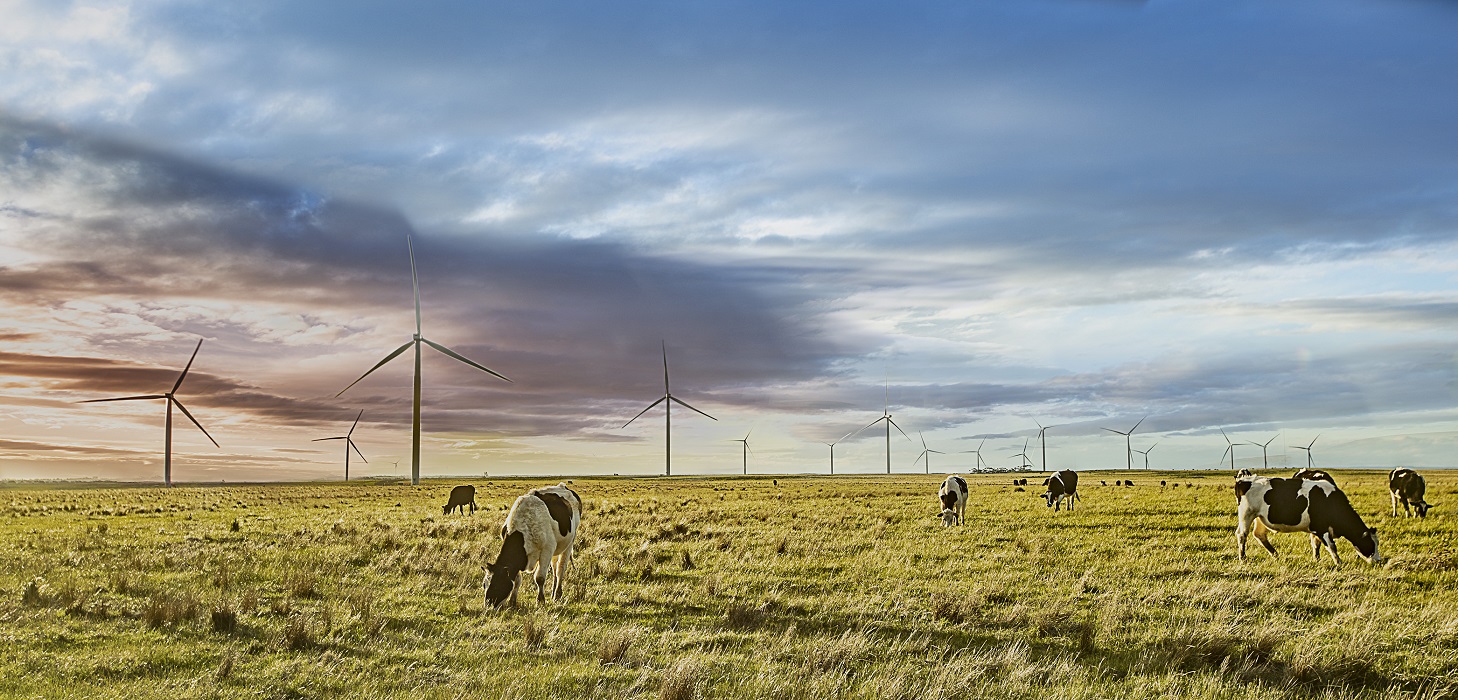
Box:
xmin=1160 ymin=480 xmax=1167 ymax=487
xmin=483 ymin=483 xmax=582 ymax=609
xmin=938 ymin=475 xmax=968 ymax=526
xmin=1236 ymin=469 xmax=1254 ymax=478
xmin=1389 ymin=468 xmax=1434 ymax=519
xmin=1234 ymin=476 xmax=1381 ymax=565
xmin=1293 ymin=468 xmax=1336 ymax=485
xmin=1123 ymin=480 xmax=1134 ymax=487
xmin=1043 ymin=469 xmax=1079 ymax=511
xmin=443 ymin=485 xmax=477 ymax=515
xmin=1100 ymin=480 xmax=1107 ymax=487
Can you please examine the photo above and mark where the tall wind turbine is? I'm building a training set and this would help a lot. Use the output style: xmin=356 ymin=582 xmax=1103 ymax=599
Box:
xmin=622 ymin=342 xmax=717 ymax=476
xmin=80 ymin=338 xmax=219 ymax=487
xmin=1292 ymin=435 xmax=1320 ymax=468
xmin=912 ymin=432 xmax=947 ymax=474
xmin=846 ymin=403 xmax=912 ymax=474
xmin=1011 ymin=439 xmax=1032 ymax=470
xmin=1134 ymin=442 xmax=1159 ymax=470
xmin=1035 ymin=421 xmax=1052 ymax=472
xmin=1102 ymin=416 xmax=1146 ymax=471
xmin=960 ymin=439 xmax=988 ymax=472
xmin=1220 ymin=429 xmax=1240 ymax=470
xmin=732 ymin=429 xmax=753 ymax=475
xmin=1247 ymin=434 xmax=1279 ymax=469
xmin=314 ymin=409 xmax=368 ymax=481
xmin=336 ymin=236 xmax=510 ymax=486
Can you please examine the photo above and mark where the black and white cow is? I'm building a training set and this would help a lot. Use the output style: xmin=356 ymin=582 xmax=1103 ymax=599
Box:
xmin=1234 ymin=476 xmax=1381 ymax=565
xmin=1389 ymin=468 xmax=1434 ymax=519
xmin=1293 ymin=468 xmax=1336 ymax=485
xmin=1042 ymin=469 xmax=1079 ymax=511
xmin=443 ymin=484 xmax=478 ymax=515
xmin=938 ymin=475 xmax=968 ymax=526
xmin=484 ymin=483 xmax=582 ymax=609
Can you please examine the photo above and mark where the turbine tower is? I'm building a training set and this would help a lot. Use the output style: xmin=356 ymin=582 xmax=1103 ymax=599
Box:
xmin=1134 ymin=442 xmax=1159 ymax=470
xmin=823 ymin=441 xmax=838 ymax=475
xmin=1035 ymin=421 xmax=1052 ymax=472
xmin=912 ymin=432 xmax=947 ymax=474
xmin=732 ymin=429 xmax=753 ymax=475
xmin=1246 ymin=434 xmax=1279 ymax=469
xmin=1102 ymin=416 xmax=1146 ymax=471
xmin=314 ymin=409 xmax=368 ymax=481
xmin=80 ymin=338 xmax=219 ymax=487
xmin=1292 ymin=435 xmax=1320 ymax=468
xmin=337 ymin=236 xmax=510 ymax=486
xmin=622 ymin=341 xmax=717 ymax=476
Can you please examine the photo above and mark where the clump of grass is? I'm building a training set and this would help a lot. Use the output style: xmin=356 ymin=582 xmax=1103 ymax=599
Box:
xmin=598 ymin=626 xmax=638 ymax=666
xmin=230 ymin=518 xmax=240 ymax=532
xmin=930 ymin=593 xmax=967 ymax=624
xmin=725 ymin=602 xmax=766 ymax=630
xmin=803 ymin=629 xmax=877 ymax=673
xmin=523 ymin=616 xmax=547 ymax=651
xmin=680 ymin=550 xmax=695 ymax=571
xmin=774 ymin=536 xmax=790 ymax=555
xmin=282 ymin=615 xmax=314 ymax=651
xmin=659 ymin=658 xmax=704 ymax=700
xmin=21 ymin=578 xmax=44 ymax=606
xmin=143 ymin=593 xmax=199 ymax=629
xmin=214 ymin=652 xmax=235 ymax=681
xmin=211 ymin=603 xmax=238 ymax=634
xmin=286 ymin=571 xmax=319 ymax=599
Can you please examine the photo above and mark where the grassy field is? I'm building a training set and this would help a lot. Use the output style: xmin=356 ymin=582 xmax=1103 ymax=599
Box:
xmin=1 ymin=470 xmax=1455 ymax=699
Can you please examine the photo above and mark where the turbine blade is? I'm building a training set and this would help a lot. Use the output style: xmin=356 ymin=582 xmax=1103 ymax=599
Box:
xmin=669 ymin=395 xmax=717 ymax=421
xmin=422 ymin=338 xmax=511 ymax=382
xmin=1130 ymin=415 xmax=1146 ymax=433
xmin=1101 ymin=427 xmax=1123 ymax=435
xmin=336 ymin=340 xmax=415 ymax=397
xmin=172 ymin=338 xmax=204 ymax=394
xmin=918 ymin=431 xmax=928 ymax=449
xmin=408 ymin=235 xmax=421 ymax=336
xmin=1309 ymin=434 xmax=1320 ymax=448
xmin=842 ymin=417 xmax=883 ymax=442
xmin=912 ymin=451 xmax=926 ymax=467
xmin=79 ymin=394 xmax=168 ymax=403
xmin=886 ymin=416 xmax=912 ymax=441
xmin=348 ymin=409 xmax=364 ymax=436
xmin=661 ymin=341 xmax=670 ymax=395
xmin=313 ymin=437 xmax=347 ymax=442
xmin=171 ymin=398 xmax=219 ymax=447
xmin=349 ymin=439 xmax=369 ymax=463
xmin=621 ymin=396 xmax=667 ymax=429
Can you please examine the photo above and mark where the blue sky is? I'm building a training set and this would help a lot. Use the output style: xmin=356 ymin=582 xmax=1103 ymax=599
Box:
xmin=3 ymin=0 xmax=1458 ymax=480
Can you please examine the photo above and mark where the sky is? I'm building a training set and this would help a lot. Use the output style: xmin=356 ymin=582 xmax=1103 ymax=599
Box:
xmin=4 ymin=0 xmax=1458 ymax=482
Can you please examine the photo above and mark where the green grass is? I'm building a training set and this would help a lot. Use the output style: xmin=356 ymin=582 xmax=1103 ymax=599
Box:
xmin=1 ymin=470 xmax=1456 ymax=699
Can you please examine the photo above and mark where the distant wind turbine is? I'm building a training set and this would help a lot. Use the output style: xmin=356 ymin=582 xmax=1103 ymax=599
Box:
xmin=1220 ymin=429 xmax=1239 ymax=470
xmin=1292 ymin=435 xmax=1320 ymax=468
xmin=336 ymin=235 xmax=510 ymax=486
xmin=314 ymin=409 xmax=368 ymax=481
xmin=912 ymin=432 xmax=947 ymax=474
xmin=1035 ymin=421 xmax=1052 ymax=472
xmin=732 ymin=429 xmax=753 ymax=475
xmin=846 ymin=401 xmax=913 ymax=474
xmin=1102 ymin=416 xmax=1146 ymax=470
xmin=79 ymin=338 xmax=219 ymax=487
xmin=622 ymin=342 xmax=717 ymax=476
xmin=1134 ymin=442 xmax=1159 ymax=470
xmin=1246 ymin=434 xmax=1279 ymax=469
xmin=960 ymin=439 xmax=988 ymax=472
xmin=1011 ymin=439 xmax=1032 ymax=470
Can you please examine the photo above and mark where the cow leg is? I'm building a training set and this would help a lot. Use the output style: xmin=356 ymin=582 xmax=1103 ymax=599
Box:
xmin=510 ymin=572 xmax=521 ymax=609
xmin=533 ymin=561 xmax=548 ymax=603
xmin=1309 ymin=534 xmax=1322 ymax=561
xmin=1392 ymin=493 xmax=1399 ymax=518
xmin=1253 ymin=519 xmax=1277 ymax=557
xmin=1236 ymin=514 xmax=1252 ymax=560
xmin=1322 ymin=531 xmax=1342 ymax=566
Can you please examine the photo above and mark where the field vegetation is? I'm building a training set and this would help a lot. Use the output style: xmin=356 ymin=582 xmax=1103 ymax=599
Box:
xmin=1 ymin=470 xmax=1455 ymax=699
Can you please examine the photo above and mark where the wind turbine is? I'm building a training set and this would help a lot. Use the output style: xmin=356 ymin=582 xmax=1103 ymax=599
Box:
xmin=912 ymin=432 xmax=947 ymax=474
xmin=1292 ymin=435 xmax=1320 ymax=468
xmin=336 ymin=235 xmax=510 ymax=486
xmin=622 ymin=342 xmax=717 ymax=476
xmin=1035 ymin=421 xmax=1052 ymax=472
xmin=1102 ymin=416 xmax=1146 ymax=471
xmin=823 ymin=441 xmax=838 ymax=475
xmin=1246 ymin=434 xmax=1279 ymax=469
xmin=1219 ymin=429 xmax=1239 ymax=470
xmin=731 ymin=429 xmax=753 ymax=475
xmin=846 ymin=402 xmax=913 ymax=474
xmin=960 ymin=438 xmax=988 ymax=472
xmin=1134 ymin=442 xmax=1159 ymax=470
xmin=1011 ymin=439 xmax=1032 ymax=471
xmin=314 ymin=409 xmax=368 ymax=481
xmin=79 ymin=338 xmax=219 ymax=487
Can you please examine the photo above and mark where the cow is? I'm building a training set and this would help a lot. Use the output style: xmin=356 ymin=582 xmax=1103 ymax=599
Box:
xmin=938 ymin=475 xmax=968 ymax=526
xmin=483 ymin=483 xmax=582 ymax=609
xmin=1293 ymin=468 xmax=1336 ymax=485
xmin=1389 ymin=468 xmax=1434 ymax=519
xmin=443 ymin=485 xmax=477 ymax=515
xmin=1123 ymin=479 xmax=1134 ymax=487
xmin=1234 ymin=476 xmax=1381 ymax=565
xmin=1043 ymin=469 xmax=1079 ymax=511
xmin=1236 ymin=469 xmax=1254 ymax=478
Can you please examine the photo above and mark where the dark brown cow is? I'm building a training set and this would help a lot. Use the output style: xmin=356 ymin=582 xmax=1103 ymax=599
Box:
xmin=443 ymin=484 xmax=477 ymax=515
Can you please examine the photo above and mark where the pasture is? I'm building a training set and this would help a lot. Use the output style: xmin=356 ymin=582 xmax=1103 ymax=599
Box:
xmin=1 ymin=470 xmax=1455 ymax=699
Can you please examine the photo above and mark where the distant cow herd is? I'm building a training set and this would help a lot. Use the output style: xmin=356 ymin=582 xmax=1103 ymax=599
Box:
xmin=453 ymin=465 xmax=1436 ymax=609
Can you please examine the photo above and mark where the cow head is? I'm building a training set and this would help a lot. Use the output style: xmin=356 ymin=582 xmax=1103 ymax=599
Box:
xmin=1352 ymin=527 xmax=1382 ymax=564
xmin=442 ymin=504 xmax=452 ymax=516
xmin=483 ymin=530 xmax=527 ymax=609
xmin=939 ymin=509 xmax=957 ymax=527
xmin=1415 ymin=501 xmax=1434 ymax=518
